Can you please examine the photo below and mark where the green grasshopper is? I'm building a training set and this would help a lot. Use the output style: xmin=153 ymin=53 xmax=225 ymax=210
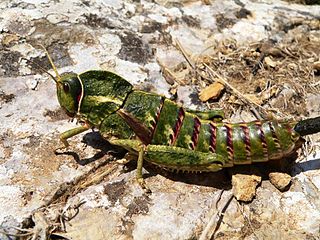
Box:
xmin=35 ymin=50 xmax=320 ymax=188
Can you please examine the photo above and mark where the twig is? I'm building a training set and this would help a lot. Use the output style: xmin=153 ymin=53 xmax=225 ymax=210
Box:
xmin=211 ymin=193 xmax=234 ymax=239
xmin=175 ymin=39 xmax=217 ymax=84
xmin=175 ymin=39 xmax=195 ymax=69
xmin=252 ymin=52 xmax=265 ymax=75
xmin=237 ymin=201 xmax=260 ymax=240
xmin=60 ymin=199 xmax=86 ymax=231
xmin=199 ymin=191 xmax=234 ymax=240
xmin=215 ymin=189 xmax=224 ymax=209
xmin=0 ymin=229 xmax=34 ymax=237
xmin=78 ymin=164 xmax=118 ymax=190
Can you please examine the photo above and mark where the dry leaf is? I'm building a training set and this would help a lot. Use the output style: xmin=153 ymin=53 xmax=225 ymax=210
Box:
xmin=199 ymin=82 xmax=224 ymax=102
xmin=227 ymin=95 xmax=242 ymax=105
xmin=160 ymin=66 xmax=176 ymax=85
xmin=202 ymin=0 xmax=211 ymax=4
xmin=287 ymin=63 xmax=298 ymax=70
xmin=266 ymin=47 xmax=284 ymax=57
xmin=159 ymin=64 xmax=189 ymax=85
xmin=259 ymin=86 xmax=280 ymax=102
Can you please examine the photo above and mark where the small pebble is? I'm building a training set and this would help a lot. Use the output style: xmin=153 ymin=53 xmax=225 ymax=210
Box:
xmin=26 ymin=79 xmax=39 ymax=90
xmin=269 ymin=172 xmax=291 ymax=191
xmin=232 ymin=174 xmax=262 ymax=202
xmin=199 ymin=82 xmax=224 ymax=102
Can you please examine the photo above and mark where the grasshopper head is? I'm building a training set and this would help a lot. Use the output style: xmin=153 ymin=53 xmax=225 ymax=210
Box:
xmin=56 ymin=73 xmax=82 ymax=117
xmin=38 ymin=45 xmax=132 ymax=122
xmin=37 ymin=46 xmax=83 ymax=117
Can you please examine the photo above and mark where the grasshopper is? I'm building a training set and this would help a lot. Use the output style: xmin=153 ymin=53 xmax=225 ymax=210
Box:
xmin=34 ymin=50 xmax=320 ymax=188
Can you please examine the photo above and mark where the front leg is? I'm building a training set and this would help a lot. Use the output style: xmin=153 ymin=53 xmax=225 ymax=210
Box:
xmin=55 ymin=125 xmax=90 ymax=152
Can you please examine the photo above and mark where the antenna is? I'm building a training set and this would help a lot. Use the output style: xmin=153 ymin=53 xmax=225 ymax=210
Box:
xmin=20 ymin=57 xmax=57 ymax=83
xmin=38 ymin=44 xmax=61 ymax=82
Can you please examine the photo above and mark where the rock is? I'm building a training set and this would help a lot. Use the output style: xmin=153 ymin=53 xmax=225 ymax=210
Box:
xmin=199 ymin=82 xmax=225 ymax=102
xmin=1 ymin=0 xmax=320 ymax=239
xmin=25 ymin=78 xmax=39 ymax=90
xmin=269 ymin=172 xmax=291 ymax=191
xmin=232 ymin=174 xmax=262 ymax=202
xmin=306 ymin=94 xmax=320 ymax=117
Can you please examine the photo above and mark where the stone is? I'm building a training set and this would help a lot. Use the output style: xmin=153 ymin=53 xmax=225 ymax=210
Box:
xmin=232 ymin=174 xmax=262 ymax=202
xmin=199 ymin=82 xmax=225 ymax=102
xmin=269 ymin=172 xmax=291 ymax=191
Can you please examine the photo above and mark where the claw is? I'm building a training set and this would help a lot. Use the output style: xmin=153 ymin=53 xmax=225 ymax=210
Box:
xmin=54 ymin=141 xmax=71 ymax=154
xmin=136 ymin=177 xmax=151 ymax=194
xmin=54 ymin=146 xmax=70 ymax=155
xmin=54 ymin=138 xmax=70 ymax=154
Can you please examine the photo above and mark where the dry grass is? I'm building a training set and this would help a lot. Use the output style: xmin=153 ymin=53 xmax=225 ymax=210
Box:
xmin=173 ymin=27 xmax=320 ymax=121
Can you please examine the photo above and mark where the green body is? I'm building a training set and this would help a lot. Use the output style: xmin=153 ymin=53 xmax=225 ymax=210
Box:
xmin=55 ymin=70 xmax=302 ymax=175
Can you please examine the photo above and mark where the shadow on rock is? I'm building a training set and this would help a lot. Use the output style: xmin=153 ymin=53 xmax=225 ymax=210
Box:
xmin=291 ymin=157 xmax=320 ymax=176
xmin=55 ymin=131 xmax=126 ymax=166
xmin=56 ymin=132 xmax=320 ymax=190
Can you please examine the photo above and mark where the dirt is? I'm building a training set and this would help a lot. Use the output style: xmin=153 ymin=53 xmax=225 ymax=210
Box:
xmin=215 ymin=14 xmax=237 ymax=31
xmin=104 ymin=179 xmax=127 ymax=206
xmin=125 ymin=195 xmax=151 ymax=218
xmin=181 ymin=15 xmax=201 ymax=28
xmin=283 ymin=0 xmax=320 ymax=4
xmin=0 ymin=91 xmax=15 ymax=104
xmin=121 ymin=195 xmax=152 ymax=237
xmin=0 ymin=130 xmax=13 ymax=161
xmin=235 ymin=8 xmax=252 ymax=19
xmin=117 ymin=31 xmax=153 ymax=64
xmin=13 ymin=138 xmax=63 ymax=187
xmin=82 ymin=13 xmax=117 ymax=29
xmin=174 ymin=27 xmax=320 ymax=120
xmin=43 ymin=108 xmax=69 ymax=121
xmin=0 ymin=50 xmax=22 ymax=77
xmin=140 ymin=19 xmax=165 ymax=33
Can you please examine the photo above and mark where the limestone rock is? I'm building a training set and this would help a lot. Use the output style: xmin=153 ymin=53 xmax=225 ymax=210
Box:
xmin=269 ymin=172 xmax=291 ymax=191
xmin=232 ymin=174 xmax=262 ymax=202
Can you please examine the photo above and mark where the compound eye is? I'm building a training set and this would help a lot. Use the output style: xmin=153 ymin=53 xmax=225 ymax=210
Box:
xmin=63 ymin=83 xmax=70 ymax=93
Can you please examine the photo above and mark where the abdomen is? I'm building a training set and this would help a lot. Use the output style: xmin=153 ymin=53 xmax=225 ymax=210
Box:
xmin=151 ymin=99 xmax=301 ymax=167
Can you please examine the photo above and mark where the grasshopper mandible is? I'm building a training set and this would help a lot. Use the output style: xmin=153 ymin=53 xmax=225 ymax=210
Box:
xmin=35 ymin=49 xmax=320 ymax=188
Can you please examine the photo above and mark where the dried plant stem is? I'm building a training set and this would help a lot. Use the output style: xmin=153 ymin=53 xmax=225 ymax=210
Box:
xmin=175 ymin=39 xmax=195 ymax=69
xmin=0 ymin=229 xmax=34 ymax=237
xmin=237 ymin=202 xmax=260 ymax=240
xmin=199 ymin=191 xmax=234 ymax=240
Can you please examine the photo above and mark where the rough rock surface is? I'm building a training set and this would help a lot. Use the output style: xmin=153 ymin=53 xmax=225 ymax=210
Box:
xmin=0 ymin=0 xmax=320 ymax=239
xmin=232 ymin=174 xmax=262 ymax=202
xmin=269 ymin=172 xmax=292 ymax=191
